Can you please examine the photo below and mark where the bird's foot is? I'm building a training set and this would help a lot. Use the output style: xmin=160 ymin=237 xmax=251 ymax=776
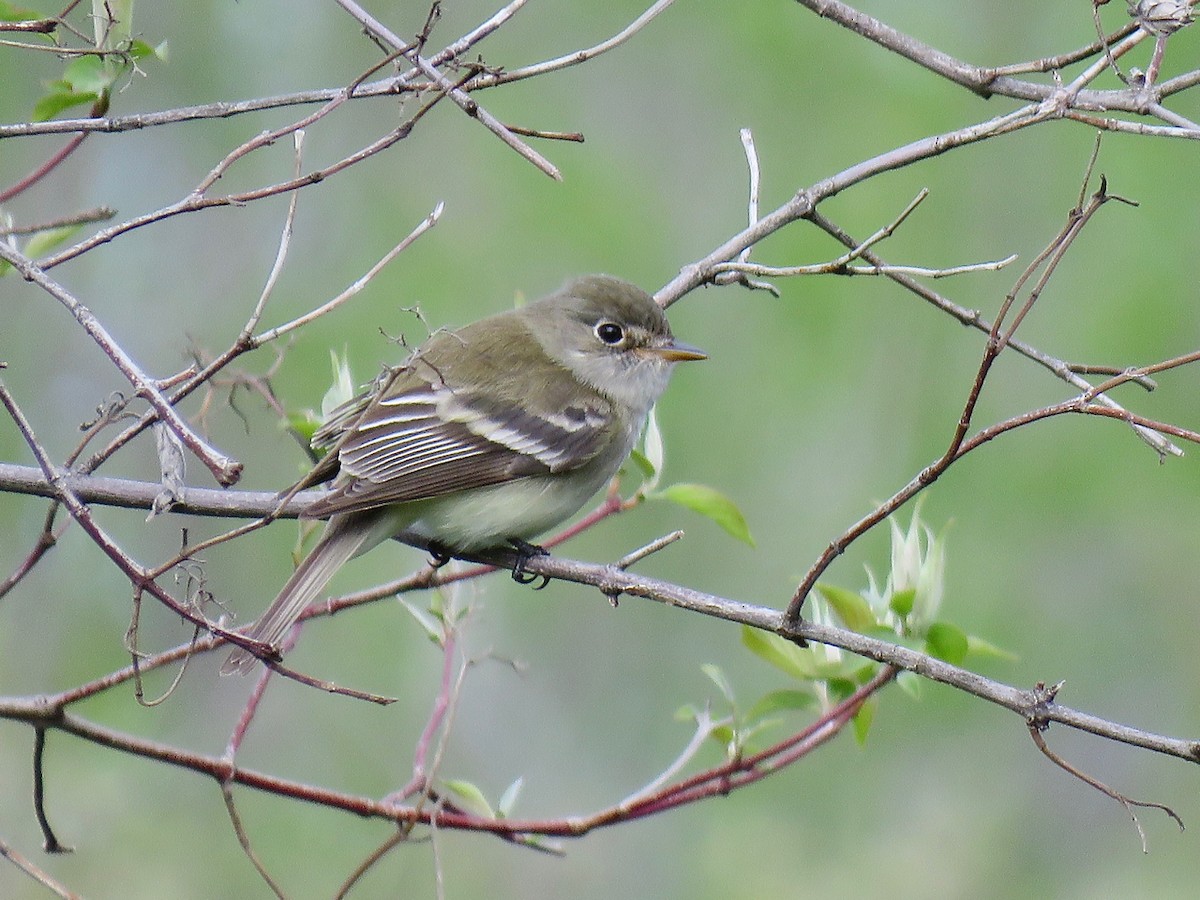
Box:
xmin=427 ymin=542 xmax=454 ymax=569
xmin=509 ymin=539 xmax=550 ymax=589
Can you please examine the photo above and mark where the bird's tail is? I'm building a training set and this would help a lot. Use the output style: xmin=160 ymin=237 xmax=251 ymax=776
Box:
xmin=220 ymin=514 xmax=376 ymax=675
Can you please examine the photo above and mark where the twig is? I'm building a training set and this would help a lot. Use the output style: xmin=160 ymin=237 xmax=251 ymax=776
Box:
xmin=0 ymin=462 xmax=314 ymax=518
xmin=984 ymin=21 xmax=1139 ymax=78
xmin=500 ymin=124 xmax=585 ymax=142
xmin=221 ymin=783 xmax=287 ymax=899
xmin=615 ymin=531 xmax=684 ymax=569
xmin=333 ymin=0 xmax=562 ymax=180
xmin=594 ymin=666 xmax=896 ymax=827
xmin=0 ymin=836 xmax=79 ymax=900
xmin=0 ymin=385 xmax=266 ymax=650
xmin=33 ymin=728 xmax=70 ymax=853
xmin=738 ymin=128 xmax=760 ymax=265
xmin=0 ymin=17 xmax=59 ymax=33
xmin=785 ymin=177 xmax=1148 ymax=619
xmin=254 ymin=201 xmax=445 ymax=344
xmin=799 ymin=210 xmax=1181 ymax=460
xmin=616 ymin=704 xmax=729 ymax=810
xmin=0 ymin=256 xmax=243 ymax=486
xmin=238 ymin=131 xmax=307 ymax=339
xmin=1027 ymin=682 xmax=1185 ymax=852
xmin=0 ymin=207 xmax=116 ymax=236
xmin=0 ymin=133 xmax=89 ymax=205
xmin=473 ymin=0 xmax=677 ymax=87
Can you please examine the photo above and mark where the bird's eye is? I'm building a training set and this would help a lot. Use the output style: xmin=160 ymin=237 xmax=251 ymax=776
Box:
xmin=595 ymin=322 xmax=625 ymax=345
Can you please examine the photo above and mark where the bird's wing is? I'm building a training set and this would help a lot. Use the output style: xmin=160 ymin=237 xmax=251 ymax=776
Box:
xmin=301 ymin=362 xmax=615 ymax=519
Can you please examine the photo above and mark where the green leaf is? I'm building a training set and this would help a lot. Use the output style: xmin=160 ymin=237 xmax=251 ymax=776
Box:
xmin=816 ymin=583 xmax=877 ymax=632
xmin=825 ymin=677 xmax=862 ymax=701
xmin=965 ymin=634 xmax=1018 ymax=662
xmin=925 ymin=621 xmax=969 ymax=665
xmin=287 ymin=410 xmax=321 ymax=444
xmin=895 ymin=669 xmax=922 ymax=700
xmin=626 ymin=447 xmax=656 ymax=480
xmin=497 ymin=776 xmax=524 ymax=818
xmin=657 ymin=483 xmax=754 ymax=546
xmin=399 ymin=599 xmax=443 ymax=645
xmin=889 ymin=586 xmax=916 ymax=618
xmin=428 ymin=589 xmax=446 ymax=623
xmin=0 ymin=3 xmax=42 ymax=22
xmin=700 ymin=663 xmax=735 ymax=705
xmin=852 ymin=697 xmax=877 ymax=745
xmin=129 ymin=38 xmax=168 ymax=62
xmin=709 ymin=723 xmax=736 ymax=750
xmin=33 ymin=88 xmax=99 ymax=122
xmin=741 ymin=625 xmax=817 ymax=680
xmin=745 ymin=688 xmax=817 ymax=724
xmin=440 ymin=779 xmax=493 ymax=818
xmin=23 ymin=224 xmax=83 ymax=260
xmin=737 ymin=718 xmax=783 ymax=752
xmin=849 ymin=661 xmax=879 ymax=685
xmin=62 ymin=55 xmax=114 ymax=95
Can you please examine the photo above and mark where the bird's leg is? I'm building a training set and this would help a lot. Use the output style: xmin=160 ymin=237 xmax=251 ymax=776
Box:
xmin=508 ymin=538 xmax=550 ymax=589
xmin=427 ymin=541 xmax=454 ymax=569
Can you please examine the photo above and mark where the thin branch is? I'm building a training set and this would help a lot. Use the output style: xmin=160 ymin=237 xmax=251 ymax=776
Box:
xmin=615 ymin=530 xmax=685 ymax=570
xmin=786 ymin=177 xmax=1172 ymax=618
xmin=2 ymin=631 xmax=1189 ymax=842
xmin=37 ymin=107 xmax=426 ymax=269
xmin=600 ymin=667 xmax=897 ymax=826
xmin=0 ymin=256 xmax=243 ymax=486
xmin=616 ymin=705 xmax=729 ymax=810
xmin=792 ymin=0 xmax=1155 ymax=105
xmin=333 ymin=0 xmax=561 ymax=180
xmin=236 ymin=130 xmax=306 ymax=340
xmin=33 ymin=728 xmax=70 ymax=854
xmin=712 ymin=189 xmax=1017 ymax=282
xmin=1027 ymin=683 xmax=1185 ymax=852
xmin=0 ymin=206 xmax=116 ymax=236
xmin=221 ymin=783 xmax=287 ymax=899
xmin=471 ymin=0 xmax=677 ymax=87
xmin=254 ymin=201 xmax=445 ymax=344
xmin=983 ymin=22 xmax=1140 ymax=77
xmin=738 ymin=128 xmax=760 ymax=265
xmin=0 ymin=17 xmax=60 ymax=33
xmin=0 ymin=462 xmax=312 ymax=518
xmin=0 ymin=132 xmax=90 ymax=205
xmin=0 ymin=0 xmax=535 ymax=139
xmin=0 ymin=836 xmax=79 ymax=900
xmin=798 ymin=210 xmax=1181 ymax=460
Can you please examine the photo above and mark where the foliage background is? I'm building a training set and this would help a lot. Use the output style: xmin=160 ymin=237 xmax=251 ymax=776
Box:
xmin=2 ymin=1 xmax=1200 ymax=897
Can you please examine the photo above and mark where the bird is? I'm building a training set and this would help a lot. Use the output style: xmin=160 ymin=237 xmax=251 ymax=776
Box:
xmin=221 ymin=274 xmax=705 ymax=674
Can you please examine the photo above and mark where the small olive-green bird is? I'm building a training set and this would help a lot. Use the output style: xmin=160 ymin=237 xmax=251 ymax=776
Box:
xmin=222 ymin=275 xmax=705 ymax=674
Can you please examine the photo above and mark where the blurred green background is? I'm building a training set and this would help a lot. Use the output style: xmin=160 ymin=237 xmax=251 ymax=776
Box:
xmin=3 ymin=2 xmax=1200 ymax=897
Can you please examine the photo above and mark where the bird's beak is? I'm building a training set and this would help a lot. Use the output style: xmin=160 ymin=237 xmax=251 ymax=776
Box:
xmin=649 ymin=338 xmax=707 ymax=362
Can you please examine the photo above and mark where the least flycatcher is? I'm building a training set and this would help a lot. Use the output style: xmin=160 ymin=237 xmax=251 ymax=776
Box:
xmin=222 ymin=275 xmax=705 ymax=673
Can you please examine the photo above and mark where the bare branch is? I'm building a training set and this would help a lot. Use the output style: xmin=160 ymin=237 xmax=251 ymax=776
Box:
xmin=333 ymin=0 xmax=562 ymax=180
xmin=472 ymin=0 xmax=677 ymax=87
xmin=1027 ymin=682 xmax=1185 ymax=853
xmin=254 ymin=201 xmax=445 ymax=344
xmin=0 ymin=836 xmax=79 ymax=899
xmin=0 ymin=258 xmax=241 ymax=484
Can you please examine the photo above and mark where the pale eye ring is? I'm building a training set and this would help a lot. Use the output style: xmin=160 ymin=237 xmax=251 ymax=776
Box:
xmin=595 ymin=321 xmax=625 ymax=345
